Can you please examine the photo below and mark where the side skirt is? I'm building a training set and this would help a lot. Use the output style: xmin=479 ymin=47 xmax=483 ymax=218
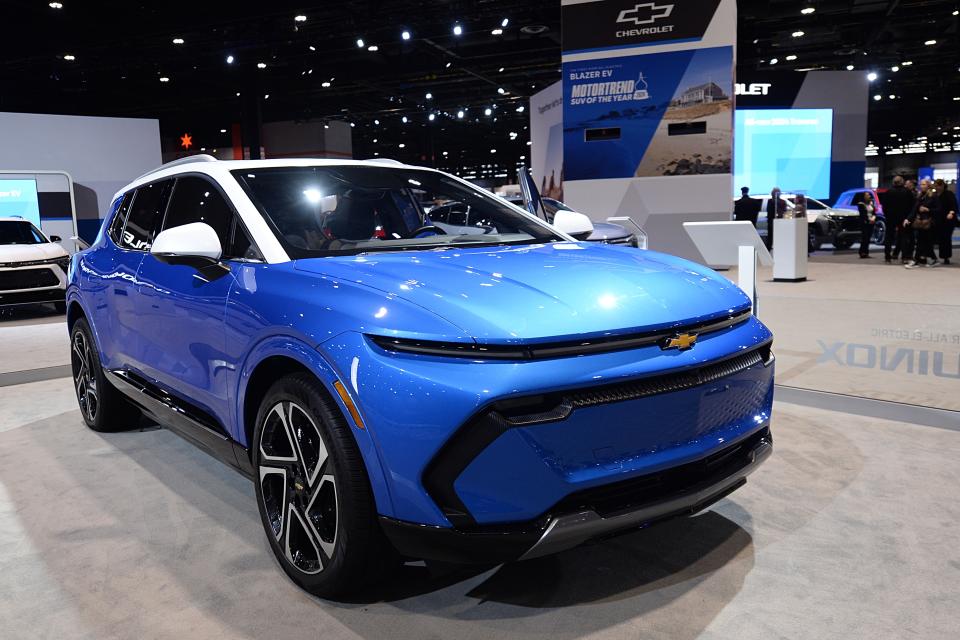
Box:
xmin=105 ymin=369 xmax=255 ymax=479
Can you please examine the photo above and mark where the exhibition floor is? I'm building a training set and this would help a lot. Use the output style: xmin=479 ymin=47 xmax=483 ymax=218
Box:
xmin=0 ymin=252 xmax=957 ymax=639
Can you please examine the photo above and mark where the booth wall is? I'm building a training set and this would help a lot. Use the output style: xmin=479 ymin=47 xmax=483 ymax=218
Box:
xmin=0 ymin=111 xmax=161 ymax=242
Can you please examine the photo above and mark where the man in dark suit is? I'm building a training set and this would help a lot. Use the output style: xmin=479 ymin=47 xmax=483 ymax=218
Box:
xmin=733 ymin=187 xmax=762 ymax=226
xmin=884 ymin=176 xmax=915 ymax=263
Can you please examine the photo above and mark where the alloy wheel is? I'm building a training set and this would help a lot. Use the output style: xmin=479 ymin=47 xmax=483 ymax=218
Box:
xmin=258 ymin=401 xmax=338 ymax=575
xmin=71 ymin=331 xmax=98 ymax=422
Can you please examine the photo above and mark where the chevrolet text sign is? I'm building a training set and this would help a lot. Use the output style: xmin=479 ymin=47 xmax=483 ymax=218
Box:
xmin=563 ymin=0 xmax=721 ymax=52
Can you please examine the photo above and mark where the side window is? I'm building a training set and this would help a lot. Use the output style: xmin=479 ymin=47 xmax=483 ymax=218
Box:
xmin=108 ymin=192 xmax=134 ymax=244
xmin=228 ymin=220 xmax=259 ymax=260
xmin=163 ymin=176 xmax=235 ymax=255
xmin=121 ymin=181 xmax=171 ymax=251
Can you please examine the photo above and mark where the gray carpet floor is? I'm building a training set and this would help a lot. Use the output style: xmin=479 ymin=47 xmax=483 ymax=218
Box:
xmin=0 ymin=386 xmax=957 ymax=639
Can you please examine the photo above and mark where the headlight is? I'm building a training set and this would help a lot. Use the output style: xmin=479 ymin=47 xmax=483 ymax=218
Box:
xmin=55 ymin=256 xmax=70 ymax=272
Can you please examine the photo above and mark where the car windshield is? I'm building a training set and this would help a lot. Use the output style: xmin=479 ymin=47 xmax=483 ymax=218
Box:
xmin=232 ymin=166 xmax=562 ymax=257
xmin=0 ymin=220 xmax=46 ymax=245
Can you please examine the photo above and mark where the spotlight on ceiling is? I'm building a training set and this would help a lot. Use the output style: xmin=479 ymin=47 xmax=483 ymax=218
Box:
xmin=846 ymin=64 xmax=854 ymax=70
xmin=428 ymin=113 xmax=436 ymax=121
xmin=401 ymin=30 xmax=411 ymax=40
xmin=770 ymin=58 xmax=779 ymax=65
xmin=425 ymin=92 xmax=433 ymax=99
xmin=374 ymin=119 xmax=380 ymax=125
xmin=491 ymin=28 xmax=503 ymax=35
xmin=321 ymin=81 xmax=331 ymax=87
xmin=367 ymin=45 xmax=379 ymax=51
xmin=785 ymin=55 xmax=797 ymax=61
xmin=49 ymin=1 xmax=62 ymax=8
xmin=501 ymin=18 xmax=509 ymax=27
xmin=294 ymin=14 xmax=307 ymax=22
xmin=792 ymin=31 xmax=804 ymax=37
xmin=484 ymin=107 xmax=492 ymax=116
xmin=867 ymin=72 xmax=878 ymax=81
xmin=63 ymin=54 xmax=75 ymax=61
xmin=172 ymin=37 xmax=184 ymax=45
xmin=356 ymin=38 xmax=365 ymax=48
xmin=924 ymin=39 xmax=936 ymax=46
xmin=402 ymin=116 xmax=408 ymax=123
xmin=516 ymin=105 xmax=525 ymax=112
xmin=456 ymin=110 xmax=465 ymax=119
xmin=497 ymin=87 xmax=506 ymax=94
xmin=159 ymin=76 xmax=170 ymax=83
xmin=801 ymin=7 xmax=815 ymax=14
xmin=453 ymin=24 xmax=463 ymax=36
xmin=445 ymin=61 xmax=452 ymax=68
xmin=901 ymin=61 xmax=912 ymax=66
xmin=226 ymin=55 xmax=235 ymax=64
xmin=220 ymin=128 xmax=227 ymax=133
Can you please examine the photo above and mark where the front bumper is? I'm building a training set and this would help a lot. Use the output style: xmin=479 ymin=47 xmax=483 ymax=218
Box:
xmin=380 ymin=426 xmax=771 ymax=563
xmin=0 ymin=263 xmax=67 ymax=307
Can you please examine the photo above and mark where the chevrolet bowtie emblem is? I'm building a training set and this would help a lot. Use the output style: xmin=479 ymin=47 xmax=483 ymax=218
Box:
xmin=617 ymin=2 xmax=674 ymax=25
xmin=661 ymin=333 xmax=698 ymax=350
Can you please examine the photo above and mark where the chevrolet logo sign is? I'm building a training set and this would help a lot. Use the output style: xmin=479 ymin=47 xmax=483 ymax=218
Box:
xmin=661 ymin=333 xmax=698 ymax=350
xmin=617 ymin=2 xmax=674 ymax=25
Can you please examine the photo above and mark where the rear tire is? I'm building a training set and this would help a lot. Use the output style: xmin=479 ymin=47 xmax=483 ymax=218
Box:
xmin=252 ymin=373 xmax=395 ymax=598
xmin=70 ymin=318 xmax=141 ymax=432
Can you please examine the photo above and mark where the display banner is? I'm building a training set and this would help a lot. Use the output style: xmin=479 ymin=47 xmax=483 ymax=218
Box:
xmin=561 ymin=0 xmax=736 ymax=262
xmin=0 ymin=179 xmax=41 ymax=227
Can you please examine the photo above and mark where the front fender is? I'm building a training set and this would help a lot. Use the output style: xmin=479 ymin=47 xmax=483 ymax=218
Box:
xmin=236 ymin=334 xmax=395 ymax=519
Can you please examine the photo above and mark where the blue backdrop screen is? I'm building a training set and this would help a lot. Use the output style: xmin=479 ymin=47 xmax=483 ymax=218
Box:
xmin=0 ymin=179 xmax=42 ymax=227
xmin=734 ymin=109 xmax=833 ymax=199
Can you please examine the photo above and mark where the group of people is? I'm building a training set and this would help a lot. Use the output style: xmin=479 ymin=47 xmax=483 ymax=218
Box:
xmin=732 ymin=179 xmax=958 ymax=267
xmin=872 ymin=177 xmax=958 ymax=268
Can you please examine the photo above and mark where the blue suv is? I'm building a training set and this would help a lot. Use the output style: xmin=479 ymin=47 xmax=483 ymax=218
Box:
xmin=67 ymin=156 xmax=774 ymax=597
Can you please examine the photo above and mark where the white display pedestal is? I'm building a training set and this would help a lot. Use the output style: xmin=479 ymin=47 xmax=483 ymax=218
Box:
xmin=772 ymin=218 xmax=808 ymax=282
xmin=683 ymin=221 xmax=772 ymax=316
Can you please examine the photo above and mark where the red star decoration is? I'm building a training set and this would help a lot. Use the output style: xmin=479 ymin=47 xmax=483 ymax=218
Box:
xmin=180 ymin=133 xmax=193 ymax=149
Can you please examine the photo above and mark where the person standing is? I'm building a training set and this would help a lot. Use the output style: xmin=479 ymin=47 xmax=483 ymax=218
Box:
xmin=934 ymin=179 xmax=957 ymax=264
xmin=766 ymin=187 xmax=787 ymax=250
xmin=857 ymin=192 xmax=877 ymax=258
xmin=733 ymin=186 xmax=761 ymax=226
xmin=883 ymin=176 xmax=914 ymax=263
xmin=905 ymin=180 xmax=940 ymax=268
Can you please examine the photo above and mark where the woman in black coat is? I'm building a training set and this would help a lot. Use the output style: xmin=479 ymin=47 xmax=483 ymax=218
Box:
xmin=856 ymin=192 xmax=877 ymax=258
xmin=935 ymin=179 xmax=957 ymax=264
xmin=905 ymin=183 xmax=940 ymax=268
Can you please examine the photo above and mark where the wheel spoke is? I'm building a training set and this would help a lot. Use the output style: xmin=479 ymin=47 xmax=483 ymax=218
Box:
xmin=285 ymin=503 xmax=323 ymax=574
xmin=288 ymin=403 xmax=328 ymax=487
xmin=305 ymin=473 xmax=337 ymax=560
xmin=258 ymin=466 xmax=288 ymax=541
xmin=259 ymin=402 xmax=298 ymax=462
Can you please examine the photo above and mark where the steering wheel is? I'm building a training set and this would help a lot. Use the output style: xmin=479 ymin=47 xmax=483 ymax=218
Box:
xmin=409 ymin=225 xmax=448 ymax=237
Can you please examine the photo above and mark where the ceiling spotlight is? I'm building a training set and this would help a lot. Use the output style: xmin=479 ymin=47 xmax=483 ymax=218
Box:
xmin=442 ymin=151 xmax=449 ymax=156
xmin=445 ymin=62 xmax=452 ymax=68
xmin=501 ymin=18 xmax=509 ymax=27
xmin=497 ymin=87 xmax=506 ymax=94
xmin=846 ymin=64 xmax=854 ymax=70
xmin=226 ymin=54 xmax=235 ymax=64
xmin=425 ymin=92 xmax=433 ymax=99
xmin=428 ymin=113 xmax=436 ymax=121
xmin=321 ymin=81 xmax=331 ymax=87
xmin=172 ymin=37 xmax=184 ymax=45
xmin=490 ymin=149 xmax=497 ymax=154
xmin=888 ymin=94 xmax=896 ymax=99
xmin=374 ymin=119 xmax=380 ymax=125
xmin=309 ymin=45 xmax=316 ymax=51
xmin=867 ymin=72 xmax=878 ymax=81
xmin=49 ymin=1 xmax=63 ymax=7
xmin=367 ymin=45 xmax=379 ymax=51
xmin=398 ymin=143 xmax=406 ymax=148
xmin=785 ymin=55 xmax=797 ymax=61
xmin=350 ymin=122 xmax=355 ymax=128
xmin=800 ymin=7 xmax=815 ymax=14
xmin=159 ymin=76 xmax=170 ymax=82
xmin=770 ymin=58 xmax=779 ymax=65
xmin=498 ymin=67 xmax=505 ymax=73
xmin=401 ymin=30 xmax=411 ymax=40
xmin=257 ymin=62 xmax=267 ymax=69
xmin=356 ymin=38 xmax=365 ymax=48
xmin=402 ymin=116 xmax=408 ymax=123
xmin=264 ymin=94 xmax=269 ymax=99
xmin=220 ymin=128 xmax=227 ymax=133
xmin=484 ymin=107 xmax=492 ymax=116
xmin=873 ymin=94 xmax=881 ymax=101
xmin=63 ymin=54 xmax=75 ymax=61
xmin=453 ymin=24 xmax=463 ymax=36
xmin=491 ymin=28 xmax=503 ymax=35
xmin=294 ymin=14 xmax=307 ymax=22
xmin=891 ymin=65 xmax=899 ymax=72
xmin=924 ymin=39 xmax=936 ymax=45
xmin=901 ymin=61 xmax=912 ymax=66
xmin=456 ymin=110 xmax=465 ymax=119
xmin=792 ymin=31 xmax=805 ymax=37
xmin=516 ymin=105 xmax=525 ymax=112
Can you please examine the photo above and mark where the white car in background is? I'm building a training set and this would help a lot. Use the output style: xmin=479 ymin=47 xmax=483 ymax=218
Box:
xmin=0 ymin=217 xmax=69 ymax=312
xmin=741 ymin=194 xmax=869 ymax=251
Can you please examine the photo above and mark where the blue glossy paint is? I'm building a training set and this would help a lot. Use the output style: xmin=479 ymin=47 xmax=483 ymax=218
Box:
xmin=70 ymin=172 xmax=774 ymax=533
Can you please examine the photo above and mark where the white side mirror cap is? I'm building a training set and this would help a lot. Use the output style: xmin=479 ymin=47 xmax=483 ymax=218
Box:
xmin=151 ymin=222 xmax=222 ymax=261
xmin=552 ymin=209 xmax=594 ymax=240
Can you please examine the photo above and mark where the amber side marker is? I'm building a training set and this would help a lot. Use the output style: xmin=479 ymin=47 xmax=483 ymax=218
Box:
xmin=333 ymin=380 xmax=366 ymax=429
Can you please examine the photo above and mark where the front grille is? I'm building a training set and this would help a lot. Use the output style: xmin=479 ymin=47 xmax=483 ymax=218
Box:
xmin=0 ymin=268 xmax=59 ymax=291
xmin=835 ymin=217 xmax=861 ymax=231
xmin=551 ymin=427 xmax=771 ymax=518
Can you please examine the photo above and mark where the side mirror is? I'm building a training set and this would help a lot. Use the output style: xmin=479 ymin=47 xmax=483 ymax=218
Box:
xmin=49 ymin=235 xmax=62 ymax=242
xmin=552 ymin=209 xmax=594 ymax=241
xmin=151 ymin=222 xmax=222 ymax=264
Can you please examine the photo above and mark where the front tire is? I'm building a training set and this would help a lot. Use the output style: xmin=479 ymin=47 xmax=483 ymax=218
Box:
xmin=70 ymin=318 xmax=141 ymax=432
xmin=253 ymin=373 xmax=394 ymax=597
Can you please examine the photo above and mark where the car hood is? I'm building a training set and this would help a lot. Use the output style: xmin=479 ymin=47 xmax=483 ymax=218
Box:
xmin=295 ymin=243 xmax=750 ymax=344
xmin=587 ymin=222 xmax=632 ymax=241
xmin=0 ymin=242 xmax=66 ymax=264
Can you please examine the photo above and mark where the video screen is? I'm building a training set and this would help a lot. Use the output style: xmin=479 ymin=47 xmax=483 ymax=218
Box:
xmin=0 ymin=179 xmax=42 ymax=227
xmin=734 ymin=108 xmax=833 ymax=199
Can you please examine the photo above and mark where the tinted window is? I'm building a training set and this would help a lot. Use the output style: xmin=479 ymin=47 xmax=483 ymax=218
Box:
xmin=232 ymin=166 xmax=560 ymax=257
xmin=122 ymin=181 xmax=170 ymax=251
xmin=163 ymin=177 xmax=233 ymax=247
xmin=0 ymin=220 xmax=45 ymax=245
xmin=108 ymin=192 xmax=134 ymax=244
